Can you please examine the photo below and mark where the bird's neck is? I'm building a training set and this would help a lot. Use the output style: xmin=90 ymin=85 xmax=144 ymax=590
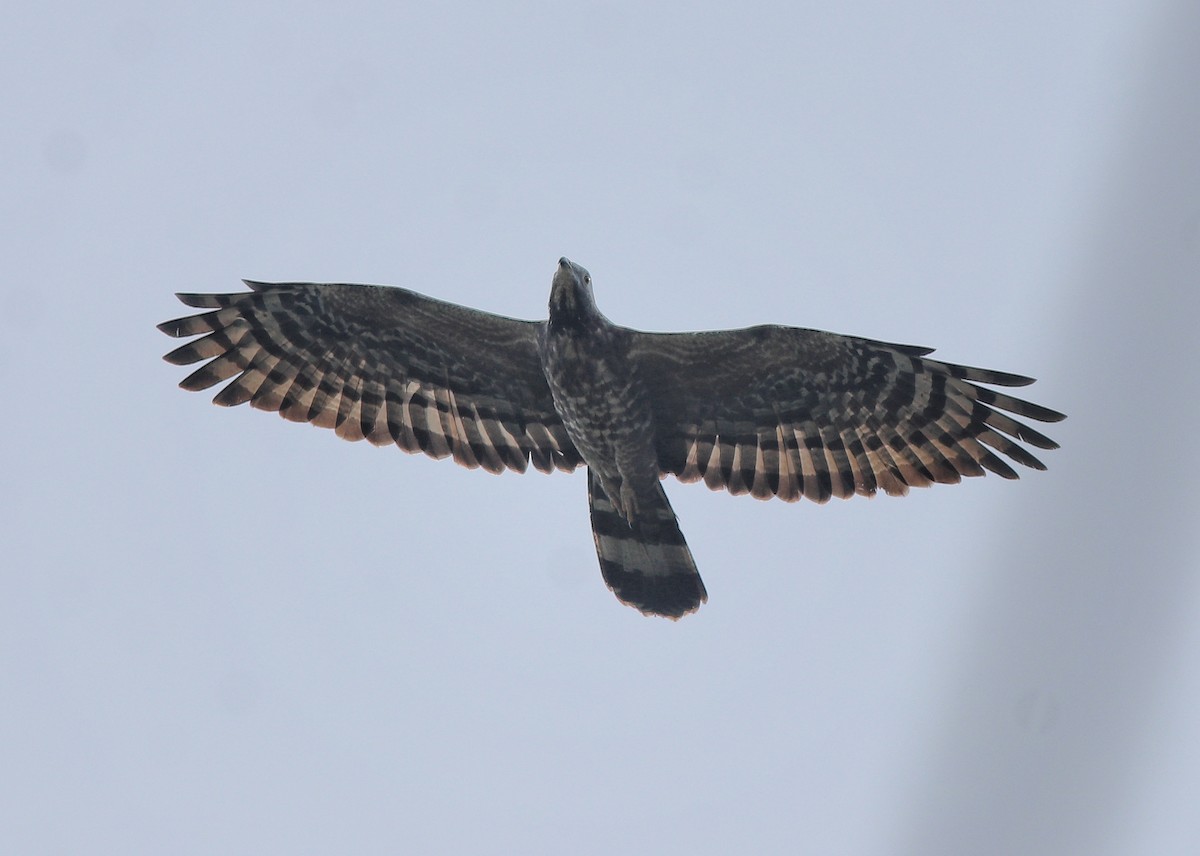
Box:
xmin=548 ymin=286 xmax=602 ymax=334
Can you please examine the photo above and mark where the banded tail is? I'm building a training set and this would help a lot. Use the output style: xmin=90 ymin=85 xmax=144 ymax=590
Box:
xmin=587 ymin=470 xmax=707 ymax=619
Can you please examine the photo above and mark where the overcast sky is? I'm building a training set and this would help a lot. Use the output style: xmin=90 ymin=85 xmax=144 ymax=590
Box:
xmin=3 ymin=2 xmax=1198 ymax=854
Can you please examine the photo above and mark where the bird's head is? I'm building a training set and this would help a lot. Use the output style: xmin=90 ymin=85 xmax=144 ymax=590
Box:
xmin=548 ymin=257 xmax=599 ymax=328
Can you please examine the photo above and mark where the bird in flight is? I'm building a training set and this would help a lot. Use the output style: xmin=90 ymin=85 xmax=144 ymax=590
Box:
xmin=159 ymin=258 xmax=1064 ymax=619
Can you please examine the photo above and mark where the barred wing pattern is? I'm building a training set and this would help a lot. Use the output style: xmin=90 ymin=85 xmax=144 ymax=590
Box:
xmin=159 ymin=267 xmax=1064 ymax=620
xmin=158 ymin=282 xmax=584 ymax=474
xmin=631 ymin=326 xmax=1065 ymax=503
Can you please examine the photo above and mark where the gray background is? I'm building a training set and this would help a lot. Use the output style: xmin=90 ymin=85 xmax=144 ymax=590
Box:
xmin=4 ymin=2 xmax=1198 ymax=854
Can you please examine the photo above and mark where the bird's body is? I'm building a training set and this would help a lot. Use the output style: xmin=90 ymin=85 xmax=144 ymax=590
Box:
xmin=159 ymin=258 xmax=1064 ymax=618
xmin=539 ymin=260 xmax=706 ymax=612
xmin=541 ymin=260 xmax=656 ymax=518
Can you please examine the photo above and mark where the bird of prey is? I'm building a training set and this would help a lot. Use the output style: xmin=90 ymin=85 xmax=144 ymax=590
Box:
xmin=158 ymin=258 xmax=1064 ymax=619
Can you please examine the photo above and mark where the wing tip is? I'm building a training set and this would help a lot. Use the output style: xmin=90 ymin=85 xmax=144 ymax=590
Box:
xmin=999 ymin=373 xmax=1036 ymax=387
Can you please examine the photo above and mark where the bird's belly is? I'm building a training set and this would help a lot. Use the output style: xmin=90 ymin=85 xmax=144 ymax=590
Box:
xmin=547 ymin=367 xmax=631 ymax=466
xmin=540 ymin=335 xmax=657 ymax=487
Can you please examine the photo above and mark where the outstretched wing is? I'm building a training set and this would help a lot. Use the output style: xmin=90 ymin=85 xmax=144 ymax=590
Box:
xmin=631 ymin=325 xmax=1064 ymax=502
xmin=158 ymin=281 xmax=583 ymax=474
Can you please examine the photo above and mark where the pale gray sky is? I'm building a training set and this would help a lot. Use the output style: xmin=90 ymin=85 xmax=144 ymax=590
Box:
xmin=3 ymin=2 xmax=1198 ymax=854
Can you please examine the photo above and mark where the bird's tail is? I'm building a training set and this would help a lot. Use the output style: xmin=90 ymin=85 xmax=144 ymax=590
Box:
xmin=587 ymin=469 xmax=707 ymax=619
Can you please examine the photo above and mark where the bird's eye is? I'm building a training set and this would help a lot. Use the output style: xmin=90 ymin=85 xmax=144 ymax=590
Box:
xmin=584 ymin=275 xmax=591 ymax=286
